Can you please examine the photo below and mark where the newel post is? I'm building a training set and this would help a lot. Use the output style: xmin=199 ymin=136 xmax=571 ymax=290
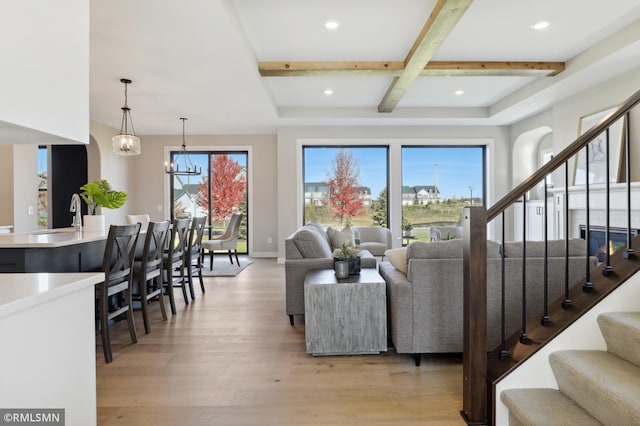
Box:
xmin=460 ymin=206 xmax=488 ymax=425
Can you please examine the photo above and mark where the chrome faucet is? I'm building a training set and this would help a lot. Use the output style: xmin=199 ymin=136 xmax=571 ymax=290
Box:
xmin=70 ymin=193 xmax=82 ymax=231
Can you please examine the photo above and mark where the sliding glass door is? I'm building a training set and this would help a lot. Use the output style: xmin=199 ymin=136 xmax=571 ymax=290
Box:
xmin=170 ymin=151 xmax=248 ymax=254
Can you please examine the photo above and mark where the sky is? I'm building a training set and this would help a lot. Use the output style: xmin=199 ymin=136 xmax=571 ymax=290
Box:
xmin=304 ymin=146 xmax=484 ymax=200
xmin=38 ymin=147 xmax=47 ymax=174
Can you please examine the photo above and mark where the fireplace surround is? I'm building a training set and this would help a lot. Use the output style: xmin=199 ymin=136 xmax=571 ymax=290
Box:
xmin=579 ymin=225 xmax=638 ymax=261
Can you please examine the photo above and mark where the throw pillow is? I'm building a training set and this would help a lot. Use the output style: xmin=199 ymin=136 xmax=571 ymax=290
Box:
xmin=327 ymin=225 xmax=355 ymax=250
xmin=385 ymin=247 xmax=407 ymax=274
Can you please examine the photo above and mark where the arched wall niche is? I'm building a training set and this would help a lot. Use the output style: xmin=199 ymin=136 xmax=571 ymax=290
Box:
xmin=512 ymin=126 xmax=553 ymax=199
xmin=86 ymin=134 xmax=101 ymax=183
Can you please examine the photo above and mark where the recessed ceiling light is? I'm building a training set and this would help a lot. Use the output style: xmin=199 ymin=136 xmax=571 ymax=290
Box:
xmin=454 ymin=89 xmax=464 ymax=96
xmin=531 ymin=21 xmax=549 ymax=30
xmin=324 ymin=19 xmax=340 ymax=30
xmin=324 ymin=89 xmax=334 ymax=95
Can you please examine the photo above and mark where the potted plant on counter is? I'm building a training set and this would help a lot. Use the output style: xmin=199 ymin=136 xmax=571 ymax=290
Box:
xmin=333 ymin=242 xmax=361 ymax=279
xmin=80 ymin=179 xmax=127 ymax=232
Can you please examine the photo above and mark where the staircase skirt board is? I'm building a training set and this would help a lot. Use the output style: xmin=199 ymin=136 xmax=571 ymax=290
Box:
xmin=500 ymin=388 xmax=602 ymax=426
xmin=550 ymin=350 xmax=640 ymax=425
xmin=597 ymin=311 xmax=640 ymax=368
xmin=494 ymin=270 xmax=640 ymax=425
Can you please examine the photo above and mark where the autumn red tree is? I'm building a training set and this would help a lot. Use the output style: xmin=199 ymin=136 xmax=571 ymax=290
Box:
xmin=327 ymin=149 xmax=363 ymax=224
xmin=198 ymin=155 xmax=246 ymax=222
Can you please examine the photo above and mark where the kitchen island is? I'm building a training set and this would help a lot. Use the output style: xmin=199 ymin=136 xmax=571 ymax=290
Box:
xmin=0 ymin=272 xmax=104 ymax=426
xmin=0 ymin=228 xmax=108 ymax=272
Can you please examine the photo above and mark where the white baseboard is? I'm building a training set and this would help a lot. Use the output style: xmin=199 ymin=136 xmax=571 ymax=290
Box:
xmin=250 ymin=251 xmax=278 ymax=258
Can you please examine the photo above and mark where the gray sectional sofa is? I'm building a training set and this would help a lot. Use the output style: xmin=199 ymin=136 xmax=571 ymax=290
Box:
xmin=284 ymin=222 xmax=377 ymax=325
xmin=380 ymin=238 xmax=597 ymax=365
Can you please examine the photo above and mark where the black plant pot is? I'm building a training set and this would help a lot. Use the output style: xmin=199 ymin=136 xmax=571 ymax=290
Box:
xmin=348 ymin=257 xmax=361 ymax=275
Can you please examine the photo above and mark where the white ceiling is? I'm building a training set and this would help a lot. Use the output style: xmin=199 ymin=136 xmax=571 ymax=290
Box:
xmin=89 ymin=0 xmax=640 ymax=136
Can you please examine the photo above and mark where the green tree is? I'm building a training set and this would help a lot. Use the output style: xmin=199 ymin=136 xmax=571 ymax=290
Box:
xmin=238 ymin=195 xmax=248 ymax=240
xmin=372 ymin=187 xmax=388 ymax=226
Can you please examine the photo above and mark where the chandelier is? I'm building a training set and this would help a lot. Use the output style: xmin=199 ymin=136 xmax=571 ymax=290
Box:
xmin=164 ymin=118 xmax=201 ymax=176
xmin=112 ymin=78 xmax=141 ymax=156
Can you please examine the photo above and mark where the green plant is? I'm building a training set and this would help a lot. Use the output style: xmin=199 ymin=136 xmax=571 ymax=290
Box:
xmin=333 ymin=242 xmax=359 ymax=260
xmin=402 ymin=218 xmax=413 ymax=232
xmin=80 ymin=179 xmax=127 ymax=215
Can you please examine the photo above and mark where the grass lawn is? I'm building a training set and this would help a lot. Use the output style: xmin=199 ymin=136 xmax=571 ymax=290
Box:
xmin=305 ymin=201 xmax=469 ymax=231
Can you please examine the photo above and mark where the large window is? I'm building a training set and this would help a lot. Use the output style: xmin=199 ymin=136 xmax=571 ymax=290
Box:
xmin=401 ymin=146 xmax=485 ymax=242
xmin=37 ymin=146 xmax=48 ymax=230
xmin=303 ymin=146 xmax=389 ymax=229
xmin=170 ymin=151 xmax=248 ymax=254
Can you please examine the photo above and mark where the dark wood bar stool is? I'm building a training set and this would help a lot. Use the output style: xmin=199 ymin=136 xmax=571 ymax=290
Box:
xmin=132 ymin=221 xmax=171 ymax=334
xmin=163 ymin=218 xmax=190 ymax=314
xmin=96 ymin=223 xmax=141 ymax=363
xmin=185 ymin=216 xmax=207 ymax=299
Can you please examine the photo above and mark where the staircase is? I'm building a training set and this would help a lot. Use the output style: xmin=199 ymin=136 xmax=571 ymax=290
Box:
xmin=501 ymin=311 xmax=640 ymax=425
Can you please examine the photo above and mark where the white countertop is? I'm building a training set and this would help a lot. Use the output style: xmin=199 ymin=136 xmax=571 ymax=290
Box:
xmin=0 ymin=227 xmax=108 ymax=248
xmin=0 ymin=272 xmax=104 ymax=319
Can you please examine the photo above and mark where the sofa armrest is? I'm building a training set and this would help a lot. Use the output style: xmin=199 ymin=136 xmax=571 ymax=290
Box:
xmin=358 ymin=250 xmax=377 ymax=268
xmin=379 ymin=262 xmax=413 ymax=353
xmin=284 ymin=258 xmax=334 ymax=316
xmin=407 ymin=258 xmax=466 ymax=353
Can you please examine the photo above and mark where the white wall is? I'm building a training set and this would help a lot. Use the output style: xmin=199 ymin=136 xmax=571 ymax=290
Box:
xmin=0 ymin=0 xmax=89 ymax=232
xmin=0 ymin=144 xmax=38 ymax=233
xmin=0 ymin=0 xmax=89 ymax=144
xmin=88 ymin=121 xmax=134 ymax=227
xmin=509 ymin=69 xmax=640 ymax=189
xmin=12 ymin=145 xmax=38 ymax=232
xmin=552 ymin=68 xmax=640 ymax=183
xmin=276 ymin=125 xmax=511 ymax=261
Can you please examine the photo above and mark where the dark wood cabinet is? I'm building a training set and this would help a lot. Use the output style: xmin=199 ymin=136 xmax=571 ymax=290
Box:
xmin=0 ymin=240 xmax=105 ymax=273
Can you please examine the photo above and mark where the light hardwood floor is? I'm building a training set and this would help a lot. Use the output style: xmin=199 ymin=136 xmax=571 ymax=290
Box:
xmin=96 ymin=258 xmax=465 ymax=425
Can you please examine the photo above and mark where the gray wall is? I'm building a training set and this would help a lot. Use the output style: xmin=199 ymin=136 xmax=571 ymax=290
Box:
xmin=128 ymin=133 xmax=278 ymax=257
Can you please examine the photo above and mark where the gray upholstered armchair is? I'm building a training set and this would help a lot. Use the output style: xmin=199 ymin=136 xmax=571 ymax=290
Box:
xmin=429 ymin=225 xmax=463 ymax=241
xmin=202 ymin=213 xmax=243 ymax=269
xmin=352 ymin=226 xmax=393 ymax=257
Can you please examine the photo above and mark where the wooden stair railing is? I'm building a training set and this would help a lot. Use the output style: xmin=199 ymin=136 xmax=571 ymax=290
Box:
xmin=460 ymin=87 xmax=640 ymax=426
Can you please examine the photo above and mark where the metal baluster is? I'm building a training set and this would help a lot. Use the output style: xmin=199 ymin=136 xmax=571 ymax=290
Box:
xmin=520 ymin=195 xmax=531 ymax=344
xmin=499 ymin=211 xmax=508 ymax=359
xmin=624 ymin=111 xmax=635 ymax=259
xmin=541 ymin=181 xmax=551 ymax=325
xmin=603 ymin=128 xmax=613 ymax=276
xmin=584 ymin=143 xmax=593 ymax=292
xmin=562 ymin=162 xmax=572 ymax=308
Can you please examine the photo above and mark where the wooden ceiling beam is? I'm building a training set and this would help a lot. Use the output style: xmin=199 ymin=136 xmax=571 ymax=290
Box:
xmin=378 ymin=0 xmax=474 ymax=112
xmin=258 ymin=61 xmax=565 ymax=77
xmin=259 ymin=61 xmax=404 ymax=77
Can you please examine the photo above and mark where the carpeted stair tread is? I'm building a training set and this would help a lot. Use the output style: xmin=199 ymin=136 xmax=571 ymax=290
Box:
xmin=597 ymin=312 xmax=640 ymax=368
xmin=550 ymin=350 xmax=640 ymax=425
xmin=501 ymin=388 xmax=602 ymax=426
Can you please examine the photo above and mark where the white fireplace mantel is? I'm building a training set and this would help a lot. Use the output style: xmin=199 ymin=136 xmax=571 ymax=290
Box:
xmin=549 ymin=182 xmax=640 ymax=238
